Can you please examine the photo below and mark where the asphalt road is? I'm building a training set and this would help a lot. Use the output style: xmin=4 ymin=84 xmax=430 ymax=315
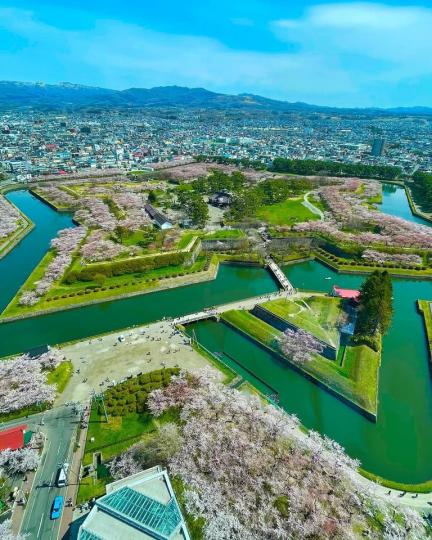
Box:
xmin=18 ymin=406 xmax=80 ymax=540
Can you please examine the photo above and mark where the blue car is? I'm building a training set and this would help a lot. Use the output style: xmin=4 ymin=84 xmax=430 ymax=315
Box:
xmin=51 ymin=496 xmax=64 ymax=520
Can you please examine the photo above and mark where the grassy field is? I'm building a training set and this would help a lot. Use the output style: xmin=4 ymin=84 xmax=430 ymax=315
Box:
xmin=204 ymin=229 xmax=246 ymax=240
xmin=46 ymin=361 xmax=73 ymax=393
xmin=77 ymin=369 xmax=181 ymax=502
xmin=221 ymin=307 xmax=380 ymax=415
xmin=418 ymin=300 xmax=432 ymax=355
xmin=262 ymin=295 xmax=342 ymax=345
xmin=82 ymin=406 xmax=157 ymax=466
xmin=256 ymin=198 xmax=318 ymax=226
xmin=222 ymin=310 xmax=280 ymax=344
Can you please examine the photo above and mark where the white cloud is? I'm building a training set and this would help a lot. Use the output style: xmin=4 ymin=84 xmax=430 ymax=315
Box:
xmin=0 ymin=4 xmax=431 ymax=106
xmin=273 ymin=3 xmax=432 ymax=81
xmin=305 ymin=2 xmax=427 ymax=30
xmin=0 ymin=7 xmax=355 ymax=102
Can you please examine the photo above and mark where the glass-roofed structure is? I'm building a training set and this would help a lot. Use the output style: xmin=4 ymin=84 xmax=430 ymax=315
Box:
xmin=78 ymin=466 xmax=190 ymax=540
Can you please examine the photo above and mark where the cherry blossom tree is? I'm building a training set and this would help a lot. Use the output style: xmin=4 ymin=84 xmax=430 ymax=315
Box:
xmin=75 ymin=197 xmax=117 ymax=230
xmin=80 ymin=230 xmax=124 ymax=262
xmin=0 ymin=447 xmax=40 ymax=474
xmin=278 ymin=328 xmax=324 ymax=363
xmin=36 ymin=185 xmax=78 ymax=209
xmin=109 ymin=452 xmax=141 ymax=481
xmin=19 ymin=226 xmax=86 ymax=305
xmin=362 ymin=249 xmax=422 ymax=266
xmin=0 ymin=349 xmax=64 ymax=413
xmin=294 ymin=180 xmax=432 ymax=250
xmin=141 ymin=371 xmax=429 ymax=540
xmin=0 ymin=195 xmax=22 ymax=239
xmin=0 ymin=520 xmax=28 ymax=540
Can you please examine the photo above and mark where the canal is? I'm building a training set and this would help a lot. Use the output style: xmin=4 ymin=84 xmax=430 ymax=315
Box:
xmin=1 ymin=185 xmax=431 ymax=484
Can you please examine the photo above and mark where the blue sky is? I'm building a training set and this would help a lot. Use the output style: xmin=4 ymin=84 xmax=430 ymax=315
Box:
xmin=0 ymin=0 xmax=431 ymax=107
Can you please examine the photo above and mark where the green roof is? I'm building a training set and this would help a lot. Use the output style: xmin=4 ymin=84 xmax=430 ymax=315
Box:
xmin=97 ymin=486 xmax=182 ymax=538
xmin=23 ymin=430 xmax=33 ymax=446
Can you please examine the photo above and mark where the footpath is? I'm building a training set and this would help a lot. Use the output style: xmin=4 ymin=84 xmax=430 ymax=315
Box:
xmin=58 ymin=406 xmax=90 ymax=539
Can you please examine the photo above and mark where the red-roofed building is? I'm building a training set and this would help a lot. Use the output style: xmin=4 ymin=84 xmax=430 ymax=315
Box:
xmin=0 ymin=424 xmax=27 ymax=451
xmin=332 ymin=285 xmax=360 ymax=302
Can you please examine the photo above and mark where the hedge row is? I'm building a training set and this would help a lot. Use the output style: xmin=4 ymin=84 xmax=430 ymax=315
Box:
xmin=100 ymin=368 xmax=180 ymax=416
xmin=316 ymin=248 xmax=428 ymax=271
xmin=66 ymin=251 xmax=187 ymax=283
xmin=45 ymin=257 xmax=212 ymax=302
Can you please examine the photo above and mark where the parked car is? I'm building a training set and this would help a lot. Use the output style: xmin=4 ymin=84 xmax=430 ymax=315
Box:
xmin=51 ymin=496 xmax=64 ymax=520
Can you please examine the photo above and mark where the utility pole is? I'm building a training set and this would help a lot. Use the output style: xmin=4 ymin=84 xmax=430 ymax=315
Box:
xmin=91 ymin=391 xmax=108 ymax=422
xmin=191 ymin=329 xmax=197 ymax=347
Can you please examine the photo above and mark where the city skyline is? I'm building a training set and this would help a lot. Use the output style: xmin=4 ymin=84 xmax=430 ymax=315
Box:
xmin=0 ymin=1 xmax=431 ymax=108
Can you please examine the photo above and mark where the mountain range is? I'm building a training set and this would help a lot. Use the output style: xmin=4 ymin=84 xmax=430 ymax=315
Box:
xmin=0 ymin=81 xmax=431 ymax=115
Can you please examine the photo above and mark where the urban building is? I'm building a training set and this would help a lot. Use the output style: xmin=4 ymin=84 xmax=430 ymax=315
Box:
xmin=78 ymin=466 xmax=190 ymax=540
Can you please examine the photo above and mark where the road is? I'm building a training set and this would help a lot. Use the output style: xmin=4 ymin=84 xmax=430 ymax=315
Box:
xmin=18 ymin=406 xmax=80 ymax=540
xmin=303 ymin=191 xmax=324 ymax=220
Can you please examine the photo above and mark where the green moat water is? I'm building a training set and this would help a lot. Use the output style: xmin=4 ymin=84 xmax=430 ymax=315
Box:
xmin=1 ymin=186 xmax=431 ymax=484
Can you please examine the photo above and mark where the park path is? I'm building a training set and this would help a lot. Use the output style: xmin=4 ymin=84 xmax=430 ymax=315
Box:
xmin=303 ymin=191 xmax=324 ymax=220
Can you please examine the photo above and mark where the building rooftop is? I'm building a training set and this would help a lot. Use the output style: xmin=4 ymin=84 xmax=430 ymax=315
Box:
xmin=332 ymin=285 xmax=360 ymax=301
xmin=78 ymin=467 xmax=190 ymax=540
xmin=0 ymin=424 xmax=27 ymax=451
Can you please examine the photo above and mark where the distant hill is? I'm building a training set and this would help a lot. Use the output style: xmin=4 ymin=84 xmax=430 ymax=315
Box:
xmin=0 ymin=80 xmax=431 ymax=115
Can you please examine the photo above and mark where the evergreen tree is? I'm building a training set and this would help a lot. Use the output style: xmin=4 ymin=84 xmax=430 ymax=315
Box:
xmin=356 ymin=271 xmax=393 ymax=338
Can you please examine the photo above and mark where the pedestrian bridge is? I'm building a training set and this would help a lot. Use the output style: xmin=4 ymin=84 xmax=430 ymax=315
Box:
xmin=266 ymin=257 xmax=294 ymax=292
xmin=173 ymin=310 xmax=219 ymax=326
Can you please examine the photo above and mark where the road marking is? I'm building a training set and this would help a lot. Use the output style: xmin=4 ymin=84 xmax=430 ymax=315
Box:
xmin=37 ymin=513 xmax=44 ymax=539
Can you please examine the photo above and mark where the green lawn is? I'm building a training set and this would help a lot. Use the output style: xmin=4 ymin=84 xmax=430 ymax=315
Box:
xmin=120 ymin=229 xmax=152 ymax=247
xmin=221 ymin=307 xmax=380 ymax=415
xmin=222 ymin=310 xmax=280 ymax=344
xmin=46 ymin=361 xmax=73 ymax=393
xmin=418 ymin=300 xmax=432 ymax=353
xmin=176 ymin=232 xmax=197 ymax=249
xmin=77 ymin=476 xmax=112 ymax=505
xmin=359 ymin=468 xmax=432 ymax=494
xmin=256 ymin=198 xmax=318 ymax=226
xmin=204 ymin=229 xmax=246 ymax=240
xmin=82 ymin=406 xmax=157 ymax=466
xmin=262 ymin=295 xmax=342 ymax=346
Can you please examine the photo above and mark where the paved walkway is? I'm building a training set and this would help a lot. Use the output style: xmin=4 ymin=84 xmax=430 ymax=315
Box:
xmin=356 ymin=475 xmax=432 ymax=513
xmin=57 ymin=321 xmax=215 ymax=405
xmin=303 ymin=191 xmax=324 ymax=220
xmin=59 ymin=406 xmax=90 ymax=539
